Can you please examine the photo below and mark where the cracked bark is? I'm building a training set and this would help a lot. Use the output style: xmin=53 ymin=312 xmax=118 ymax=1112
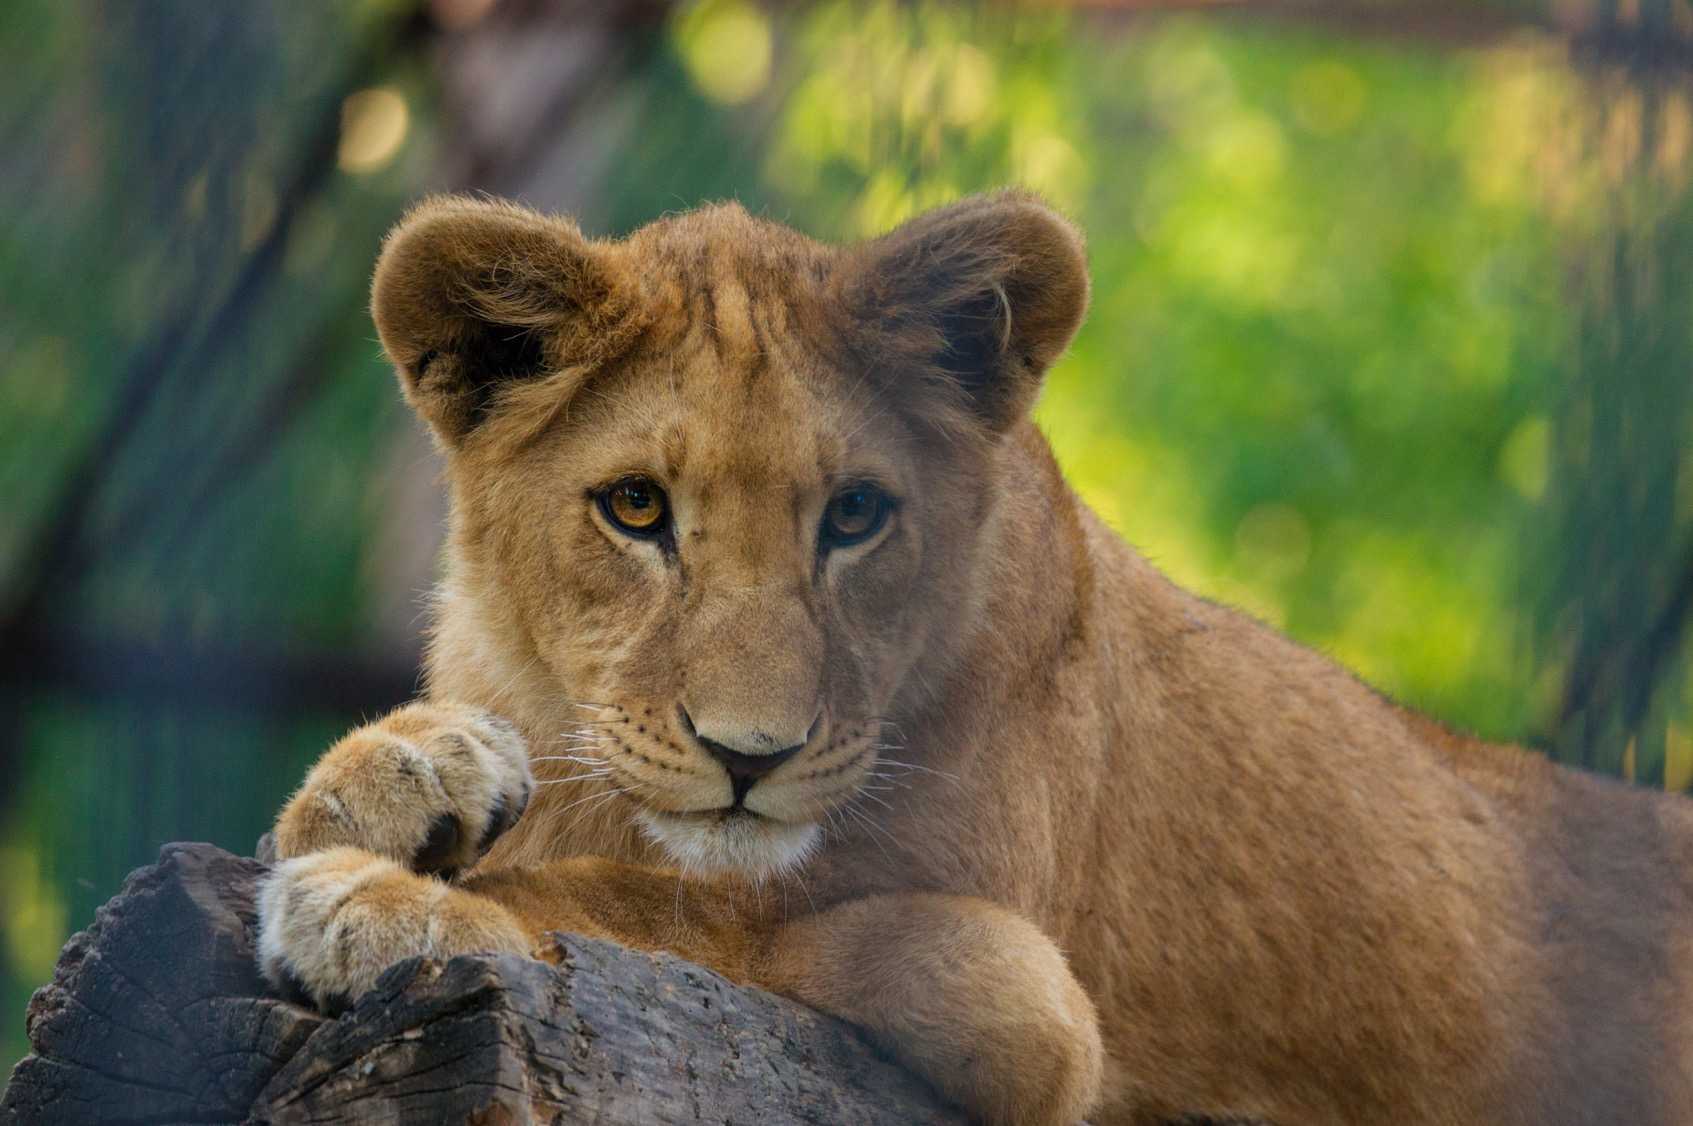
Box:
xmin=0 ymin=843 xmax=963 ymax=1125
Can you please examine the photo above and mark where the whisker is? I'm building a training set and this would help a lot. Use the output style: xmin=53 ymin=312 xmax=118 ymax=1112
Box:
xmin=557 ymin=789 xmax=628 ymax=843
xmin=873 ymin=756 xmax=961 ymax=783
xmin=556 ymin=786 xmax=627 ymax=816
xmin=485 ymin=654 xmax=541 ymax=707
xmin=871 ymin=718 xmax=909 ymax=742
xmin=842 ymin=804 xmax=894 ymax=863
xmin=790 ymin=868 xmax=819 ymax=918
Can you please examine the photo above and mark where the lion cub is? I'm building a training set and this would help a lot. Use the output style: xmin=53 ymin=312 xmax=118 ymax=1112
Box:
xmin=259 ymin=192 xmax=1693 ymax=1124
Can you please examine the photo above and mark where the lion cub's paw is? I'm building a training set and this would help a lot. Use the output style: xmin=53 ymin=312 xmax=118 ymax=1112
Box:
xmin=273 ymin=702 xmax=532 ymax=875
xmin=995 ymin=1010 xmax=1104 ymax=1126
xmin=256 ymin=847 xmax=529 ymax=1012
xmin=938 ymin=977 xmax=1105 ymax=1126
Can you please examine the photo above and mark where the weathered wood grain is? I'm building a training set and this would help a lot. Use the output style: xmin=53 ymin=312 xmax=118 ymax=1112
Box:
xmin=0 ymin=843 xmax=963 ymax=1125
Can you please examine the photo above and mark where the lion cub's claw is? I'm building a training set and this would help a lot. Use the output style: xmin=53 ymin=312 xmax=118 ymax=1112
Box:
xmin=272 ymin=704 xmax=533 ymax=875
xmin=412 ymin=784 xmax=527 ymax=874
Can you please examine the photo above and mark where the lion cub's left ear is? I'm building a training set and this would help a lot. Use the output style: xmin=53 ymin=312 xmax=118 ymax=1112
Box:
xmin=371 ymin=196 xmax=640 ymax=444
xmin=834 ymin=191 xmax=1089 ymax=432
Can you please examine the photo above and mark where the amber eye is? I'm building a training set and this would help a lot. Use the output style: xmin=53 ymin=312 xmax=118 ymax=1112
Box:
xmin=599 ymin=477 xmax=668 ymax=537
xmin=822 ymin=484 xmax=891 ymax=548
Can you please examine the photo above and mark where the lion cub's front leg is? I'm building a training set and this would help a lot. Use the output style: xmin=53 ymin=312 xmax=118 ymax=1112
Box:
xmin=771 ymin=894 xmax=1106 ymax=1126
xmin=258 ymin=701 xmax=536 ymax=1010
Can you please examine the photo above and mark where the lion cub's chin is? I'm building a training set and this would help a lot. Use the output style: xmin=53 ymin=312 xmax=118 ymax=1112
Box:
xmin=636 ymin=808 xmax=822 ymax=878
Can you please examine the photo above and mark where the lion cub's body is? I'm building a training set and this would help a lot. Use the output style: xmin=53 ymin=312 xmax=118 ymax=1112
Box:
xmin=261 ymin=193 xmax=1693 ymax=1124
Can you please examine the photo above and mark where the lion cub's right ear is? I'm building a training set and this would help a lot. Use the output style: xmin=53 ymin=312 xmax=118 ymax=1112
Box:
xmin=370 ymin=196 xmax=639 ymax=444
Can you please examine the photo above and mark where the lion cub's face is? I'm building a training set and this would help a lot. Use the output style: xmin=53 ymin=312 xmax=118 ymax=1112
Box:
xmin=372 ymin=193 xmax=1088 ymax=876
xmin=489 ymin=306 xmax=935 ymax=876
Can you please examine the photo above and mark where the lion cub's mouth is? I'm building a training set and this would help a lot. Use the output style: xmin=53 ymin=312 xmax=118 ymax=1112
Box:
xmin=668 ymin=806 xmax=767 ymax=826
xmin=635 ymin=806 xmax=822 ymax=878
xmin=559 ymin=700 xmax=879 ymax=877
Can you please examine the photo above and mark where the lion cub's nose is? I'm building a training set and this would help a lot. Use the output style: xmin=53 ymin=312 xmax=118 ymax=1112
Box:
xmin=680 ymin=707 xmax=810 ymax=804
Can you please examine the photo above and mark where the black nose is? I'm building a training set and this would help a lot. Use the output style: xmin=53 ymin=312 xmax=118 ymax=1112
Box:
xmin=687 ymin=730 xmax=805 ymax=806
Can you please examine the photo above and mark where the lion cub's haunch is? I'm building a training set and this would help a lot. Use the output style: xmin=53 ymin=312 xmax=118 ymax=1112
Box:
xmin=259 ymin=191 xmax=1693 ymax=1124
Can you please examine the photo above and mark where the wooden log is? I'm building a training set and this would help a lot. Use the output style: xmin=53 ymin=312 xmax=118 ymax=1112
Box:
xmin=0 ymin=843 xmax=963 ymax=1124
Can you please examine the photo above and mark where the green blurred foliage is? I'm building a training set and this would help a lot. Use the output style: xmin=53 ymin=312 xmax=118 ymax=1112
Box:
xmin=0 ymin=0 xmax=432 ymax=1066
xmin=3 ymin=0 xmax=1690 ymax=1072
xmin=660 ymin=1 xmax=1589 ymax=738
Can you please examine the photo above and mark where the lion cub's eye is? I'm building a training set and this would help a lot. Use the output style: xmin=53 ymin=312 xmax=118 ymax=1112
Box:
xmin=821 ymin=484 xmax=891 ymax=548
xmin=598 ymin=477 xmax=669 ymax=537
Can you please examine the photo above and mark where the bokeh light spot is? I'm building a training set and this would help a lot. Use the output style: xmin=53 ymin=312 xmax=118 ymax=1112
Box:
xmin=1670 ymin=724 xmax=1693 ymax=792
xmin=431 ymin=0 xmax=498 ymax=31
xmin=1499 ymin=415 xmax=1550 ymax=500
xmin=1013 ymin=131 xmax=1085 ymax=206
xmin=338 ymin=86 xmax=410 ymax=174
xmin=1205 ymin=112 xmax=1287 ymax=189
xmin=944 ymin=45 xmax=995 ymax=126
xmin=1291 ymin=61 xmax=1367 ymax=135
xmin=676 ymin=0 xmax=773 ymax=106
xmin=0 ymin=846 xmax=67 ymax=984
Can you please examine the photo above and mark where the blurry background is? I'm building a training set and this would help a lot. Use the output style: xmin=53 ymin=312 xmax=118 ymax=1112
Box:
xmin=2 ymin=0 xmax=1691 ymax=1068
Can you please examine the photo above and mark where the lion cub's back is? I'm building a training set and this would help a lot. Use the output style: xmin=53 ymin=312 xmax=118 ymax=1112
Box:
xmin=1428 ymin=721 xmax=1693 ymax=1121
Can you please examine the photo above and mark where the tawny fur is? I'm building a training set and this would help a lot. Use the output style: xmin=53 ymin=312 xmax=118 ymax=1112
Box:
xmin=259 ymin=192 xmax=1693 ymax=1125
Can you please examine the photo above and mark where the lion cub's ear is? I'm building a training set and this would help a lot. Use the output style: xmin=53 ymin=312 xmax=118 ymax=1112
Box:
xmin=834 ymin=191 xmax=1089 ymax=432
xmin=371 ymin=196 xmax=639 ymax=444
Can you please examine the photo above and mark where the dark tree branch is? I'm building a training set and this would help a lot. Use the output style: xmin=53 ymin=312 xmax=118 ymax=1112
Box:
xmin=0 ymin=622 xmax=421 ymax=718
xmin=1557 ymin=538 xmax=1693 ymax=766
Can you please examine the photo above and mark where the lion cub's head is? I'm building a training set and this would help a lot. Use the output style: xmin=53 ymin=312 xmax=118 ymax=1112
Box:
xmin=372 ymin=192 xmax=1087 ymax=877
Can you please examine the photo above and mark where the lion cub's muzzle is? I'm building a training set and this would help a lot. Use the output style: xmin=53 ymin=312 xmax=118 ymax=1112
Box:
xmin=606 ymin=699 xmax=870 ymax=876
xmin=679 ymin=705 xmax=816 ymax=806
